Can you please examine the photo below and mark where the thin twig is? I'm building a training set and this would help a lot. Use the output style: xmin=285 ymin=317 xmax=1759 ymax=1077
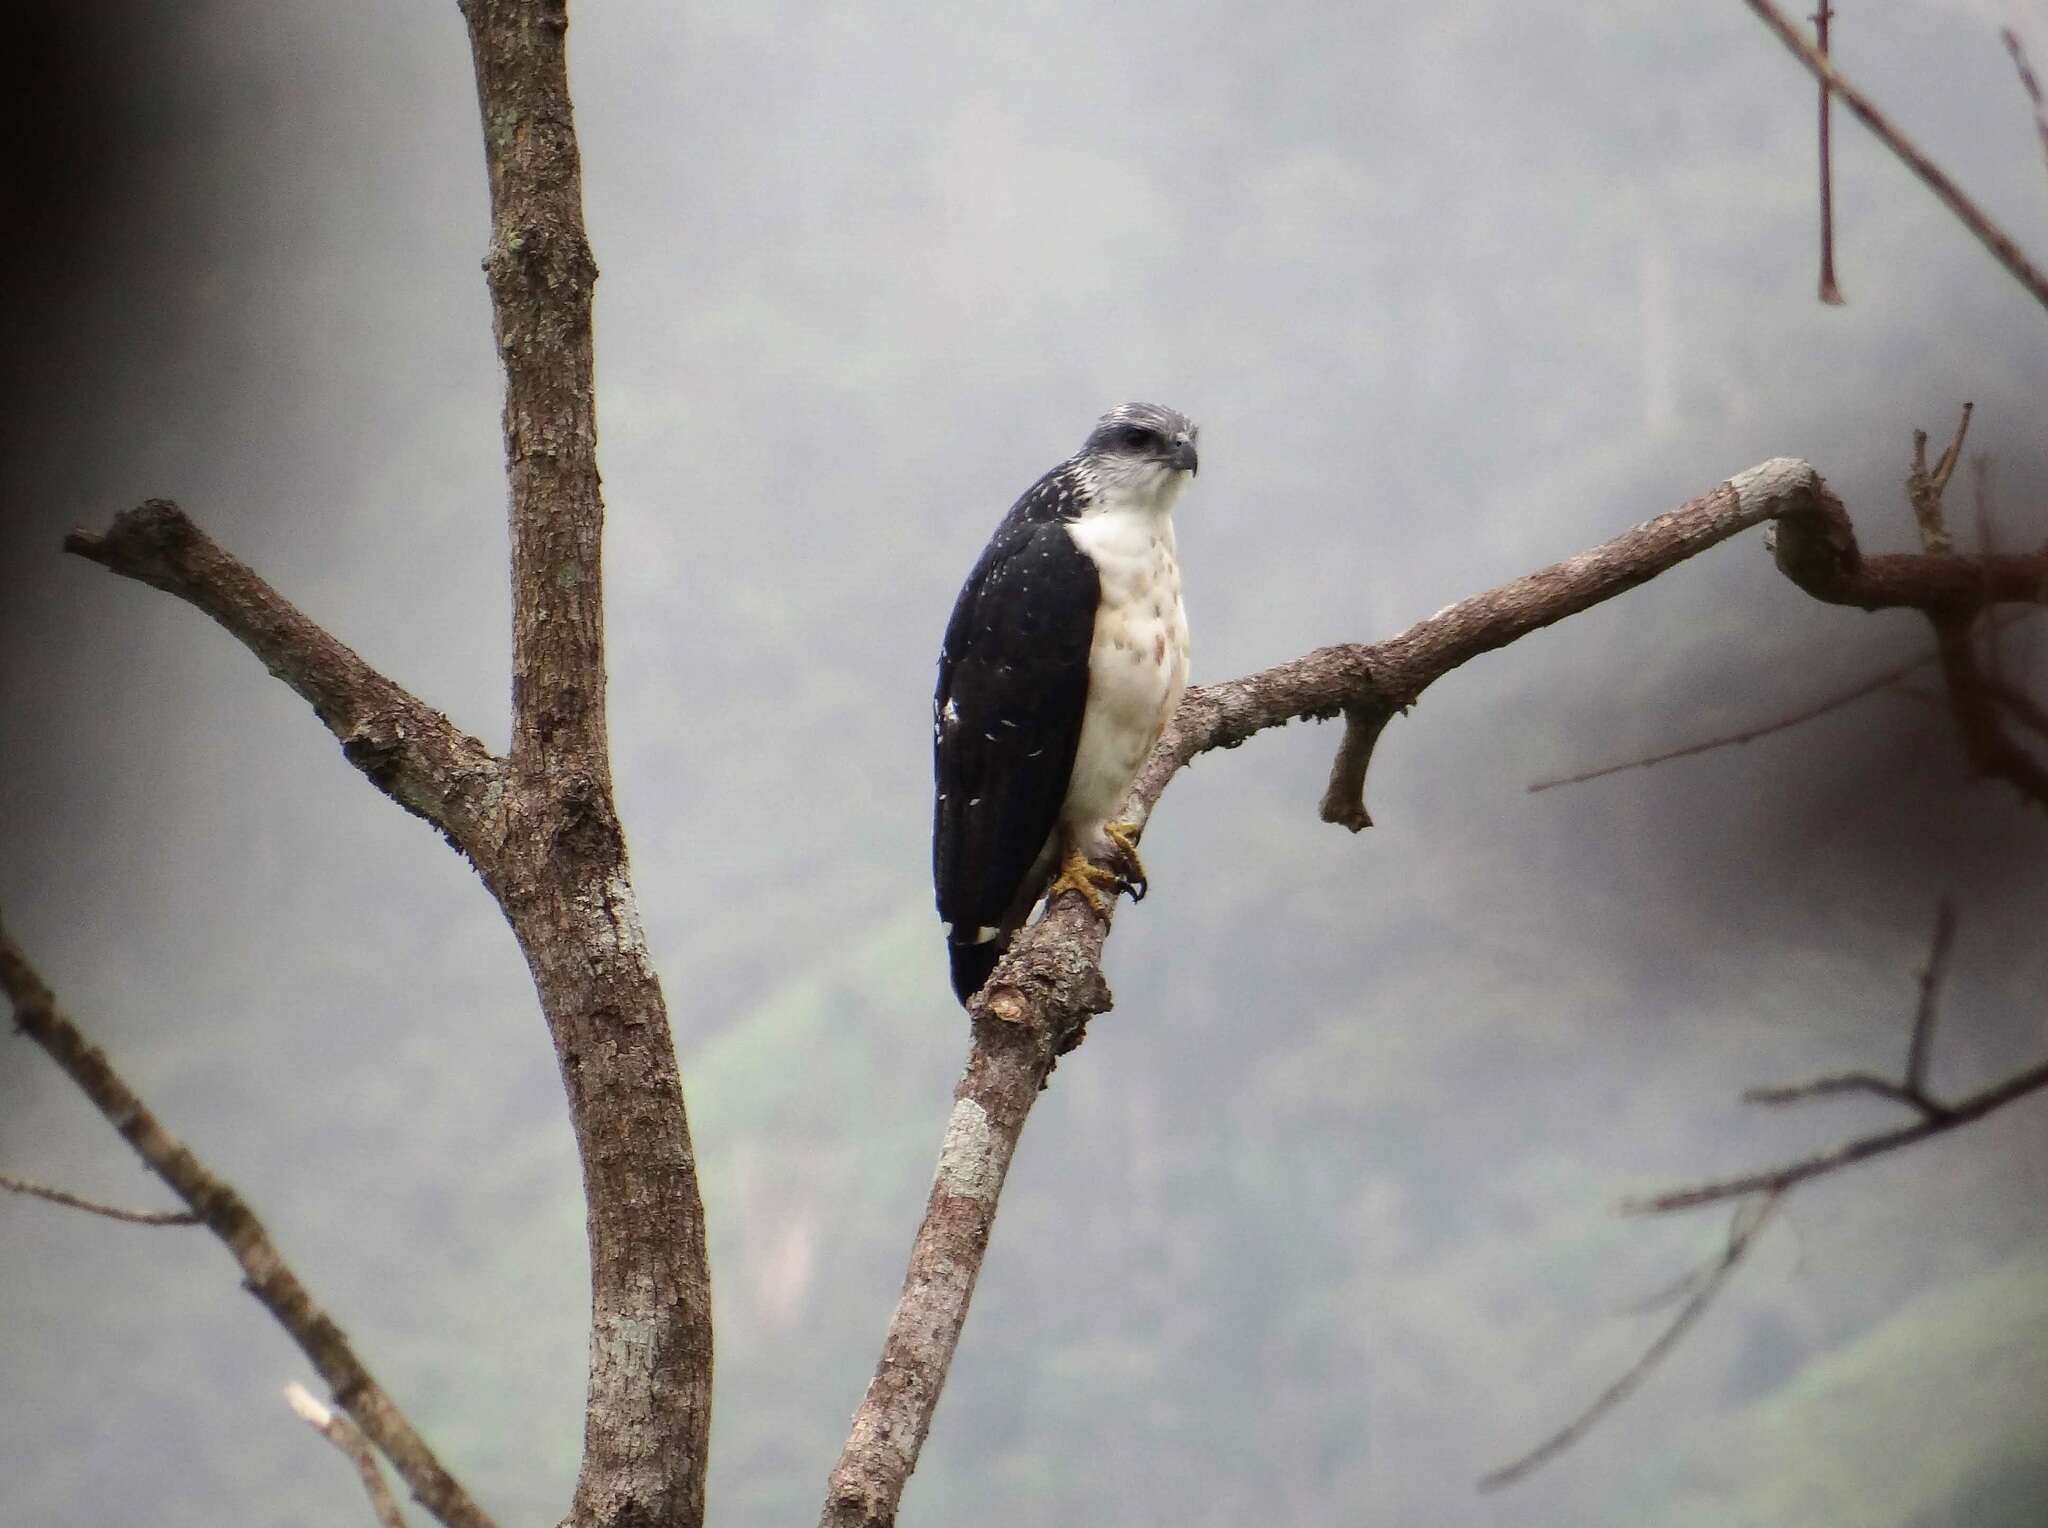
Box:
xmin=2005 ymin=27 xmax=2048 ymax=190
xmin=1629 ymin=1057 xmax=2048 ymax=1214
xmin=1976 ymin=456 xmax=2005 ymax=680
xmin=1528 ymin=654 xmax=1933 ymax=793
xmin=0 ymin=1170 xmax=199 ymax=1226
xmin=1479 ymin=1193 xmax=1783 ymax=1490
xmin=1742 ymin=1071 xmax=1949 ymax=1121
xmin=1814 ymin=0 xmax=1844 ymax=304
xmin=1740 ymin=0 xmax=2048 ymax=313
xmin=1907 ymin=402 xmax=1973 ymax=554
xmin=0 ymin=913 xmax=494 ymax=1528
xmin=1904 ymin=898 xmax=1957 ymax=1094
xmin=287 ymin=1383 xmax=409 ymax=1528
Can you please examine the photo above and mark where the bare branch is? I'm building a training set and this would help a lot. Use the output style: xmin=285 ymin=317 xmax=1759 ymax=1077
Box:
xmin=1740 ymin=0 xmax=2048 ymax=311
xmin=2005 ymin=27 xmax=2048 ymax=191
xmin=456 ymin=6 xmax=713 ymax=1524
xmin=1480 ymin=1193 xmax=1782 ymax=1491
xmin=1741 ymin=1071 xmax=1949 ymax=1122
xmin=1631 ymin=903 xmax=2048 ymax=1215
xmin=1628 ymin=1057 xmax=2048 ymax=1214
xmin=1319 ymin=702 xmax=1396 ymax=831
xmin=824 ymin=457 xmax=1852 ymax=1526
xmin=63 ymin=502 xmax=507 ymax=865
xmin=0 ymin=913 xmax=494 ymax=1528
xmin=1935 ymin=608 xmax=2048 ymax=802
xmin=0 ymin=1170 xmax=199 ymax=1226
xmin=1814 ymin=0 xmax=1844 ymax=304
xmin=1528 ymin=653 xmax=1932 ymax=793
xmin=286 ymin=1383 xmax=409 ymax=1528
xmin=1907 ymin=402 xmax=1973 ymax=554
xmin=1905 ymin=898 xmax=1957 ymax=1094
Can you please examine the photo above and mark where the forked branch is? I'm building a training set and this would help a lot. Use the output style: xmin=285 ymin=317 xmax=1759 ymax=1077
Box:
xmin=1492 ymin=904 xmax=2046 ymax=1485
xmin=824 ymin=455 xmax=1886 ymax=1527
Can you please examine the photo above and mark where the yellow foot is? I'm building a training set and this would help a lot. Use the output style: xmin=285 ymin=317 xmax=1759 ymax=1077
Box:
xmin=1046 ymin=848 xmax=1122 ymax=916
xmin=1103 ymin=822 xmax=1149 ymax=902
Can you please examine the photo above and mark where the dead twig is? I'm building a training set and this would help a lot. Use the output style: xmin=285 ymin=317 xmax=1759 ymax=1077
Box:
xmin=1904 ymin=896 xmax=1957 ymax=1095
xmin=1630 ymin=1057 xmax=2048 ymax=1213
xmin=1907 ymin=402 xmax=1972 ymax=554
xmin=1740 ymin=0 xmax=2048 ymax=313
xmin=1494 ymin=903 xmax=2035 ymax=1487
xmin=1814 ymin=0 xmax=1845 ymax=304
xmin=1479 ymin=1193 xmax=1783 ymax=1490
xmin=286 ymin=1383 xmax=409 ymax=1528
xmin=0 ymin=1170 xmax=199 ymax=1226
xmin=1528 ymin=655 xmax=1933 ymax=793
xmin=1630 ymin=906 xmax=2048 ymax=1215
xmin=2005 ymin=27 xmax=2048 ymax=191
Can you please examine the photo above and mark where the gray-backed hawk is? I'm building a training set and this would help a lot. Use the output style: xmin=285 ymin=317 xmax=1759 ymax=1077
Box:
xmin=933 ymin=402 xmax=1198 ymax=1003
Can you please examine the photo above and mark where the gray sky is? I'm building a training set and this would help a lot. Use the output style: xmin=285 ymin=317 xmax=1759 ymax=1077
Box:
xmin=6 ymin=2 xmax=2048 ymax=1524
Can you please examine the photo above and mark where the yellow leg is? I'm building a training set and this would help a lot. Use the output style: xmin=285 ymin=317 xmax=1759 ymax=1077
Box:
xmin=1046 ymin=846 xmax=1121 ymax=916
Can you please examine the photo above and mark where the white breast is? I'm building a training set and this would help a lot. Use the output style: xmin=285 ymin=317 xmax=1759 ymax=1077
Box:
xmin=1061 ymin=506 xmax=1189 ymax=839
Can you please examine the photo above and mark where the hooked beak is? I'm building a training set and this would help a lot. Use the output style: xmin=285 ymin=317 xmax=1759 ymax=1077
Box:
xmin=1171 ymin=433 xmax=1199 ymax=475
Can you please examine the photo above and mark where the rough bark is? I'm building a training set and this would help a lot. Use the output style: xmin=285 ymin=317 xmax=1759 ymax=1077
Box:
xmin=459 ymin=3 xmax=712 ymax=1521
xmin=60 ymin=4 xmax=712 ymax=1525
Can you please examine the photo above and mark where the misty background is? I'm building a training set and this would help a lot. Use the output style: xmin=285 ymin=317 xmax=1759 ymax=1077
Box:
xmin=5 ymin=1 xmax=2048 ymax=1523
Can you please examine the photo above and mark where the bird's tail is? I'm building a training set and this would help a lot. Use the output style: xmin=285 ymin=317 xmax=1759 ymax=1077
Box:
xmin=948 ymin=931 xmax=1005 ymax=1006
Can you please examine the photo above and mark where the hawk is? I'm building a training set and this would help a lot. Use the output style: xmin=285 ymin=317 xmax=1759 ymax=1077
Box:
xmin=933 ymin=402 xmax=1199 ymax=1004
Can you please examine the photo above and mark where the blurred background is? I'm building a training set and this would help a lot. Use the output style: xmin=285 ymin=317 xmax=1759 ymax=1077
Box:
xmin=5 ymin=1 xmax=2048 ymax=1523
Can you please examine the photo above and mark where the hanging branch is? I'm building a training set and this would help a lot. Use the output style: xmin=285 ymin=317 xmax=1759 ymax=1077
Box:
xmin=1814 ymin=0 xmax=1845 ymax=304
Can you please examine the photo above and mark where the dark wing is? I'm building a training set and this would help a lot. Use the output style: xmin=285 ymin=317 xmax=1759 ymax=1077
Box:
xmin=934 ymin=514 xmax=1098 ymax=1001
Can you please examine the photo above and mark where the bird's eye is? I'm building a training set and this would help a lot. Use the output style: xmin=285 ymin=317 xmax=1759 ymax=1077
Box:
xmin=1119 ymin=425 xmax=1156 ymax=451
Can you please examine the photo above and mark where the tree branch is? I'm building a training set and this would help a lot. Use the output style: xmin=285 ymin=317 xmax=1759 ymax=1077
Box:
xmin=1629 ymin=1058 xmax=2048 ymax=1214
xmin=65 ymin=7 xmax=712 ymax=1522
xmin=0 ymin=1169 xmax=199 ymax=1226
xmin=456 ymin=6 xmax=713 ymax=1525
xmin=2003 ymin=27 xmax=2048 ymax=192
xmin=287 ymin=1382 xmax=410 ymax=1528
xmin=822 ymin=456 xmax=1867 ymax=1526
xmin=1527 ymin=651 xmax=1934 ymax=793
xmin=0 ymin=913 xmax=493 ymax=1528
xmin=63 ymin=502 xmax=507 ymax=864
xmin=1739 ymin=0 xmax=2048 ymax=313
xmin=1479 ymin=1192 xmax=1783 ymax=1491
xmin=1629 ymin=905 xmax=2047 ymax=1215
xmin=1904 ymin=897 xmax=1957 ymax=1094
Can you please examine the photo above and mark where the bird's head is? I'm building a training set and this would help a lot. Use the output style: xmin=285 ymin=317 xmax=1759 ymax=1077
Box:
xmin=1076 ymin=402 xmax=1199 ymax=512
